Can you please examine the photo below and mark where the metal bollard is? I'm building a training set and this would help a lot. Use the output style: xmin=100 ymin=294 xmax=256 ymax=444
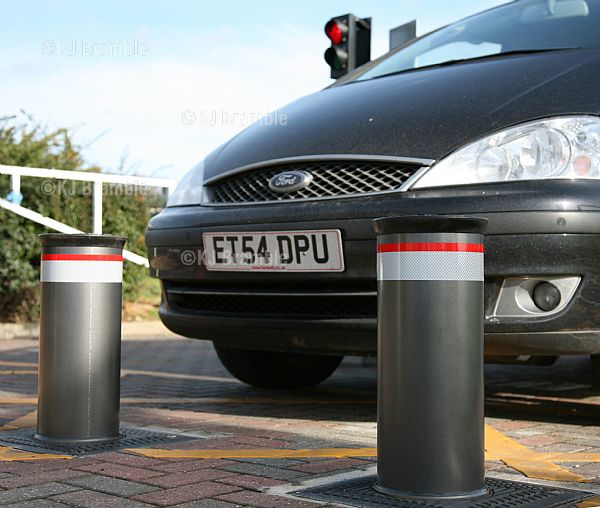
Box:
xmin=37 ymin=234 xmax=126 ymax=443
xmin=373 ymin=215 xmax=487 ymax=500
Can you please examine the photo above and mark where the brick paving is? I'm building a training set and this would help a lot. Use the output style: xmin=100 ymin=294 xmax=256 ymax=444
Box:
xmin=50 ymin=489 xmax=155 ymax=507
xmin=0 ymin=335 xmax=599 ymax=506
xmin=73 ymin=463 xmax=165 ymax=482
xmin=0 ymin=482 xmax=79 ymax=505
xmin=62 ymin=475 xmax=160 ymax=497
xmin=215 ymin=490 xmax=323 ymax=507
xmin=132 ymin=481 xmax=241 ymax=506
xmin=140 ymin=469 xmax=236 ymax=489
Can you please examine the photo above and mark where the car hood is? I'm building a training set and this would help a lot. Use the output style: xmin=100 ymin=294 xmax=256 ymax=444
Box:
xmin=204 ymin=49 xmax=600 ymax=180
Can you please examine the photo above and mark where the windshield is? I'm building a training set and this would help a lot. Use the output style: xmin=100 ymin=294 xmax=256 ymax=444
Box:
xmin=356 ymin=0 xmax=600 ymax=81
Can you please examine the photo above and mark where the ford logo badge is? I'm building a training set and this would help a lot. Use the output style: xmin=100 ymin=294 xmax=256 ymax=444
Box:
xmin=269 ymin=170 xmax=313 ymax=193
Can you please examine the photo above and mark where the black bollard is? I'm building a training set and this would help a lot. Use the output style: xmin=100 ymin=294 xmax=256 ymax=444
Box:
xmin=373 ymin=215 xmax=487 ymax=500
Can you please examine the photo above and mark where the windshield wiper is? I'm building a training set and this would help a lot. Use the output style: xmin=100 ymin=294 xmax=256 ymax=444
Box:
xmin=372 ymin=47 xmax=582 ymax=80
xmin=429 ymin=47 xmax=581 ymax=66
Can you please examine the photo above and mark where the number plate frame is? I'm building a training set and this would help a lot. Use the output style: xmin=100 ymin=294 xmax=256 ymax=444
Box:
xmin=202 ymin=230 xmax=345 ymax=272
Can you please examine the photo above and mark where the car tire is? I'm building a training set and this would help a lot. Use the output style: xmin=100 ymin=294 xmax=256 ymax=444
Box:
xmin=213 ymin=344 xmax=343 ymax=388
xmin=591 ymin=355 xmax=600 ymax=384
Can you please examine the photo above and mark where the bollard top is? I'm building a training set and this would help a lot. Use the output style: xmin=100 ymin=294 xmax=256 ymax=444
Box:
xmin=373 ymin=215 xmax=487 ymax=235
xmin=39 ymin=234 xmax=126 ymax=249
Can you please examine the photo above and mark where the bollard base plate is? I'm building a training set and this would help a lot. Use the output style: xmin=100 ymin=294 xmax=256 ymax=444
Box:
xmin=33 ymin=433 xmax=122 ymax=444
xmin=373 ymin=483 xmax=488 ymax=501
xmin=292 ymin=475 xmax=595 ymax=507
xmin=0 ymin=427 xmax=196 ymax=456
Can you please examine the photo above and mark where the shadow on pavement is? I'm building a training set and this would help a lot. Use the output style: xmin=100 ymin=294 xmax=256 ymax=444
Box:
xmin=1 ymin=338 xmax=598 ymax=425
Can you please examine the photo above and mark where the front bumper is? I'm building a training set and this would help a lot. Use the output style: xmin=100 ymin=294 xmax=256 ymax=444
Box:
xmin=146 ymin=180 xmax=600 ymax=356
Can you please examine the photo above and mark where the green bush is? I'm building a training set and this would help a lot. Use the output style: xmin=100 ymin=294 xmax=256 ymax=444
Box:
xmin=0 ymin=115 xmax=164 ymax=322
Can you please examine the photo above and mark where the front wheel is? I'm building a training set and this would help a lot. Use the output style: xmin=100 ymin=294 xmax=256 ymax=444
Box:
xmin=591 ymin=355 xmax=600 ymax=385
xmin=214 ymin=344 xmax=343 ymax=388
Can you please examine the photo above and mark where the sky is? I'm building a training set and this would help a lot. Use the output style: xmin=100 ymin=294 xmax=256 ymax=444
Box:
xmin=1 ymin=0 xmax=507 ymax=180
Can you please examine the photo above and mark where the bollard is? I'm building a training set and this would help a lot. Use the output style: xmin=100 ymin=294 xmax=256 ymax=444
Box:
xmin=37 ymin=234 xmax=126 ymax=443
xmin=373 ymin=215 xmax=487 ymax=500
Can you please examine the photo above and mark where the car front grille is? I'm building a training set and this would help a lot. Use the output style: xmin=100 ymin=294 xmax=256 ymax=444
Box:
xmin=204 ymin=160 xmax=424 ymax=205
xmin=164 ymin=280 xmax=377 ymax=319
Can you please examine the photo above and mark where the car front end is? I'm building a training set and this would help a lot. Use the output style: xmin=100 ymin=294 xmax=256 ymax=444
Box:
xmin=147 ymin=155 xmax=600 ymax=358
xmin=146 ymin=0 xmax=600 ymax=386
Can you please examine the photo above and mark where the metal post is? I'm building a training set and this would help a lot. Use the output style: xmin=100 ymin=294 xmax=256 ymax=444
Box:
xmin=10 ymin=173 xmax=20 ymax=195
xmin=93 ymin=181 xmax=103 ymax=234
xmin=7 ymin=174 xmax=23 ymax=204
xmin=36 ymin=234 xmax=126 ymax=443
xmin=373 ymin=215 xmax=487 ymax=500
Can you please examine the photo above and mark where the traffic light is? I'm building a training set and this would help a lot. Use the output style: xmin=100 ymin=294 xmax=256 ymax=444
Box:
xmin=324 ymin=14 xmax=371 ymax=79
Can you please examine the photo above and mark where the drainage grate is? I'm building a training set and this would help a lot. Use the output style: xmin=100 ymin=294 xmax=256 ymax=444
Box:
xmin=291 ymin=475 xmax=594 ymax=508
xmin=0 ymin=427 xmax=196 ymax=456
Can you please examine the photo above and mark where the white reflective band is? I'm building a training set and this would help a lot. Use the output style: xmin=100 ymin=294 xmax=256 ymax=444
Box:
xmin=377 ymin=251 xmax=484 ymax=281
xmin=41 ymin=260 xmax=123 ymax=283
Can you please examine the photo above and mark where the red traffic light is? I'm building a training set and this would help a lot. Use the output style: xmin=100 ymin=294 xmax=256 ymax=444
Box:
xmin=325 ymin=20 xmax=347 ymax=44
xmin=324 ymin=14 xmax=370 ymax=79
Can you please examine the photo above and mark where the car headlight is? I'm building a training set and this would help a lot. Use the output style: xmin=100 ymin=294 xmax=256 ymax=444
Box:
xmin=166 ymin=160 xmax=205 ymax=207
xmin=411 ymin=116 xmax=600 ymax=189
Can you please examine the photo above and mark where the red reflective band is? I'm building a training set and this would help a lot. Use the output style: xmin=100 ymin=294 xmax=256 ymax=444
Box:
xmin=41 ymin=254 xmax=123 ymax=261
xmin=377 ymin=242 xmax=484 ymax=253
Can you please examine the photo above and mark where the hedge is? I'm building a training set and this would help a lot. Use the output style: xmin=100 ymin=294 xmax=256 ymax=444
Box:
xmin=0 ymin=115 xmax=164 ymax=322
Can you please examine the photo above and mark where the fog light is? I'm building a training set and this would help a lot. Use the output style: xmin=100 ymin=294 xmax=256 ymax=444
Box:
xmin=490 ymin=276 xmax=580 ymax=318
xmin=532 ymin=282 xmax=561 ymax=312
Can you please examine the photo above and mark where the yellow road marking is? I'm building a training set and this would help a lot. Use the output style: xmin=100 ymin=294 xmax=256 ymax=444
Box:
xmin=0 ymin=361 xmax=37 ymax=368
xmin=0 ymin=410 xmax=37 ymax=432
xmin=0 ymin=397 xmax=37 ymax=405
xmin=545 ymin=453 xmax=600 ymax=462
xmin=0 ymin=446 xmax=69 ymax=462
xmin=503 ymin=458 xmax=586 ymax=483
xmin=577 ymin=497 xmax=600 ymax=507
xmin=0 ymin=410 xmax=68 ymax=462
xmin=485 ymin=425 xmax=586 ymax=482
xmin=0 ymin=391 xmax=596 ymax=483
xmin=129 ymin=447 xmax=378 ymax=459
xmin=485 ymin=424 xmax=534 ymax=461
xmin=130 ymin=425 xmax=591 ymax=483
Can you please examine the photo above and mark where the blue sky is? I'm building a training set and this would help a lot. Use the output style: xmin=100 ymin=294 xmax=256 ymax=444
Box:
xmin=1 ymin=0 xmax=506 ymax=179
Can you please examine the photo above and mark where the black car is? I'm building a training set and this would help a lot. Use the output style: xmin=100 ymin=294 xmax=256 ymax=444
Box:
xmin=146 ymin=0 xmax=600 ymax=388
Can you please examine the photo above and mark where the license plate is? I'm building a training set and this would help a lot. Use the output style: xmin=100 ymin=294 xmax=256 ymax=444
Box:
xmin=203 ymin=230 xmax=344 ymax=272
